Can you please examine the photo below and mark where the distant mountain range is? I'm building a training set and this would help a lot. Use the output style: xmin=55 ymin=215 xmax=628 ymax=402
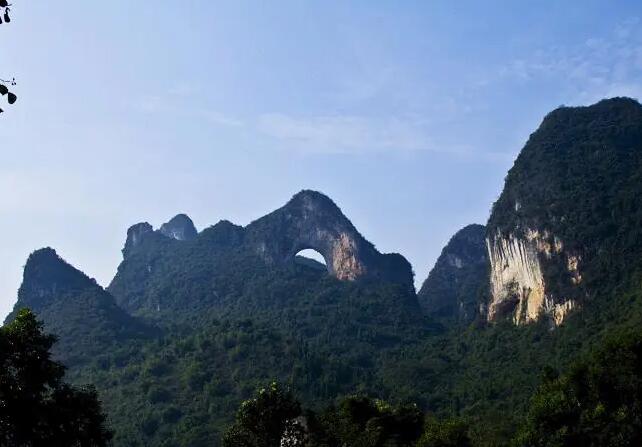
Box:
xmin=6 ymin=97 xmax=642 ymax=446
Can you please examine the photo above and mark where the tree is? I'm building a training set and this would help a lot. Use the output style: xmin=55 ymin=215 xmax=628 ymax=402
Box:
xmin=416 ymin=416 xmax=471 ymax=447
xmin=222 ymin=390 xmax=468 ymax=447
xmin=0 ymin=0 xmax=10 ymax=24
xmin=1 ymin=0 xmax=17 ymax=113
xmin=0 ymin=77 xmax=17 ymax=113
xmin=513 ymin=331 xmax=642 ymax=447
xmin=0 ymin=308 xmax=113 ymax=446
xmin=315 ymin=396 xmax=424 ymax=447
xmin=222 ymin=381 xmax=303 ymax=447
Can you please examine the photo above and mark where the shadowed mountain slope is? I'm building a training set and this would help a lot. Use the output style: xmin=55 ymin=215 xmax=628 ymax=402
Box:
xmin=5 ymin=248 xmax=151 ymax=366
xmin=418 ymin=224 xmax=488 ymax=325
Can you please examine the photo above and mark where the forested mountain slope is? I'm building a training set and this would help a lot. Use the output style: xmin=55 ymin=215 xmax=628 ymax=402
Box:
xmin=4 ymin=248 xmax=151 ymax=367
xmin=6 ymin=97 xmax=642 ymax=446
xmin=418 ymin=224 xmax=487 ymax=325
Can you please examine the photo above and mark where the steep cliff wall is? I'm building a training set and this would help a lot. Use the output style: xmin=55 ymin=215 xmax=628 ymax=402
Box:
xmin=482 ymin=98 xmax=642 ymax=326
xmin=486 ymin=229 xmax=578 ymax=326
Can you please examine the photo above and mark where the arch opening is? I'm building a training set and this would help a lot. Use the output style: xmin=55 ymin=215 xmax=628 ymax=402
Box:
xmin=294 ymin=248 xmax=328 ymax=272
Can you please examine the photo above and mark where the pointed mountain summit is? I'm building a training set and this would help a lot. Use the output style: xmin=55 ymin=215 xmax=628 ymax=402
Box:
xmin=122 ymin=222 xmax=154 ymax=259
xmin=7 ymin=248 xmax=150 ymax=365
xmin=418 ymin=224 xmax=488 ymax=324
xmin=9 ymin=247 xmax=100 ymax=313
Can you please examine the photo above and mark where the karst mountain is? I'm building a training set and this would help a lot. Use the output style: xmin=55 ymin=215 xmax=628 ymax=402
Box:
xmin=7 ymin=97 xmax=642 ymax=446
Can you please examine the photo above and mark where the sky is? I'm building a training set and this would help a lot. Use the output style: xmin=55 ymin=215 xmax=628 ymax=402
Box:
xmin=1 ymin=1 xmax=642 ymax=320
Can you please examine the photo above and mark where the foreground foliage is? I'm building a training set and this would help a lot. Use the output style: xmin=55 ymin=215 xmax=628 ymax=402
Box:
xmin=0 ymin=309 xmax=112 ymax=446
xmin=223 ymin=383 xmax=469 ymax=447
xmin=514 ymin=331 xmax=642 ymax=447
xmin=224 ymin=330 xmax=642 ymax=447
xmin=223 ymin=382 xmax=302 ymax=447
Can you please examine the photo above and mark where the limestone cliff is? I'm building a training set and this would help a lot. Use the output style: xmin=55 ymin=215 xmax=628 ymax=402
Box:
xmin=484 ymin=97 xmax=642 ymax=326
xmin=122 ymin=222 xmax=154 ymax=258
xmin=485 ymin=229 xmax=578 ymax=326
xmin=244 ymin=190 xmax=414 ymax=287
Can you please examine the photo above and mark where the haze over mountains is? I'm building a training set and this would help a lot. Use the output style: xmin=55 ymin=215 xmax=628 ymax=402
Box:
xmin=6 ymin=97 xmax=642 ymax=445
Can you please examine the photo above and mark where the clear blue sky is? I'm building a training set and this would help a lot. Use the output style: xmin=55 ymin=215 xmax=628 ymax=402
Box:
xmin=1 ymin=1 xmax=641 ymax=319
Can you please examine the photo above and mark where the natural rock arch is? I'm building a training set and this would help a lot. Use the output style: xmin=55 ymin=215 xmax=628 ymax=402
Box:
xmin=244 ymin=190 xmax=414 ymax=287
xmin=294 ymin=248 xmax=328 ymax=271
xmin=118 ymin=190 xmax=414 ymax=290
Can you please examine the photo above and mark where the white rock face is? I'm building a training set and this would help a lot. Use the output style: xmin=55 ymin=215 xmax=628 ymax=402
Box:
xmin=544 ymin=296 xmax=577 ymax=326
xmin=486 ymin=229 xmax=579 ymax=326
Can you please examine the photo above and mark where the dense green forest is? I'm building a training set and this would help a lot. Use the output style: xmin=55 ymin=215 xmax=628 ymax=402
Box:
xmin=7 ymin=306 xmax=642 ymax=446
xmin=219 ymin=328 xmax=642 ymax=447
xmin=4 ymin=98 xmax=642 ymax=446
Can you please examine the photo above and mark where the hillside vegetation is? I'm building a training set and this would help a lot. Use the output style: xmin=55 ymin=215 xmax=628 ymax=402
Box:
xmin=6 ymin=97 xmax=642 ymax=446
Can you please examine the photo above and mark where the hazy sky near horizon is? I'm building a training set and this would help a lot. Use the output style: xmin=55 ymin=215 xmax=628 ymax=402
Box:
xmin=1 ymin=1 xmax=642 ymax=319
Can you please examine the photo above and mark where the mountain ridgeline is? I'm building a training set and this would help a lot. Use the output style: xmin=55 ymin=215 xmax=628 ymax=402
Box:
xmin=6 ymin=97 xmax=642 ymax=446
xmin=109 ymin=190 xmax=415 ymax=321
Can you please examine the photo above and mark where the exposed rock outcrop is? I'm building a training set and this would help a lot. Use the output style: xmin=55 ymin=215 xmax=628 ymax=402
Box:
xmin=418 ymin=224 xmax=488 ymax=324
xmin=485 ymin=229 xmax=580 ymax=325
xmin=123 ymin=222 xmax=153 ymax=258
xmin=122 ymin=215 xmax=198 ymax=260
xmin=159 ymin=214 xmax=198 ymax=241
xmin=244 ymin=190 xmax=414 ymax=287
xmin=480 ymin=99 xmax=642 ymax=326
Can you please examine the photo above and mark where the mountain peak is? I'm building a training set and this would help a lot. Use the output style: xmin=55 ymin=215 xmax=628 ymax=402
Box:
xmin=159 ymin=214 xmax=197 ymax=241
xmin=28 ymin=246 xmax=60 ymax=264
xmin=485 ymin=96 xmax=642 ymax=326
xmin=110 ymin=190 xmax=415 ymax=315
xmin=8 ymin=247 xmax=152 ymax=364
xmin=418 ymin=224 xmax=488 ymax=324
xmin=22 ymin=247 xmax=96 ymax=293
xmin=122 ymin=222 xmax=154 ymax=259
xmin=246 ymin=190 xmax=413 ymax=286
xmin=6 ymin=247 xmax=98 ymax=323
xmin=289 ymin=189 xmax=337 ymax=205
